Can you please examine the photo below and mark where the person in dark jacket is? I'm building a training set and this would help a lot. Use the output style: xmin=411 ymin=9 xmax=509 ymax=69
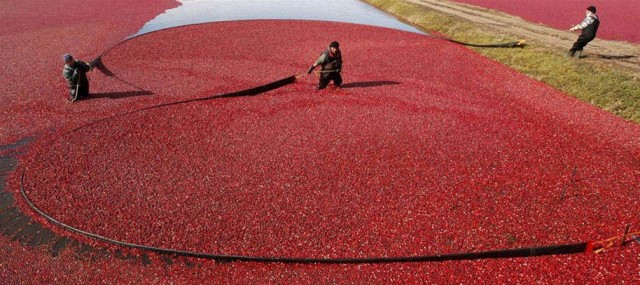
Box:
xmin=62 ymin=54 xmax=92 ymax=102
xmin=568 ymin=6 xmax=600 ymax=58
xmin=307 ymin=41 xmax=342 ymax=90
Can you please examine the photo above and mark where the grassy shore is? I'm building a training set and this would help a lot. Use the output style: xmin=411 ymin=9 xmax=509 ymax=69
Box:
xmin=363 ymin=0 xmax=640 ymax=123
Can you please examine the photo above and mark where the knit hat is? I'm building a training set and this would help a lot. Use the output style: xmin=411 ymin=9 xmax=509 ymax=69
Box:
xmin=63 ymin=54 xmax=73 ymax=62
xmin=329 ymin=41 xmax=339 ymax=49
xmin=587 ymin=6 xmax=596 ymax=13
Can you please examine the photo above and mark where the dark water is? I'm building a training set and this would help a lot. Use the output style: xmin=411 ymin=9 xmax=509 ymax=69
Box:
xmin=134 ymin=0 xmax=424 ymax=36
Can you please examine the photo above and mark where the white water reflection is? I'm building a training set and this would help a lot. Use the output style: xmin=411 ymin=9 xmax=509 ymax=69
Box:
xmin=134 ymin=0 xmax=424 ymax=36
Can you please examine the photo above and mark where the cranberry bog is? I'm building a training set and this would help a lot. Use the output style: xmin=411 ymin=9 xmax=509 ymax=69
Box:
xmin=2 ymin=1 xmax=640 ymax=284
xmin=450 ymin=0 xmax=640 ymax=44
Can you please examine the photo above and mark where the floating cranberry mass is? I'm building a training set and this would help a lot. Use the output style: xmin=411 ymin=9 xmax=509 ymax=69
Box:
xmin=3 ymin=1 xmax=640 ymax=283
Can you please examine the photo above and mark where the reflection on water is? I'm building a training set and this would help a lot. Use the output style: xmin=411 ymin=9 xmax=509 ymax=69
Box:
xmin=133 ymin=0 xmax=424 ymax=36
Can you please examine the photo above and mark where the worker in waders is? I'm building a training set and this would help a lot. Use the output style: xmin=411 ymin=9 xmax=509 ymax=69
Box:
xmin=568 ymin=6 xmax=600 ymax=58
xmin=62 ymin=54 xmax=92 ymax=102
xmin=307 ymin=41 xmax=342 ymax=90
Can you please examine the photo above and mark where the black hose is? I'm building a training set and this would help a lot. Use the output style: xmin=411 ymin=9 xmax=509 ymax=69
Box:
xmin=432 ymin=35 xmax=526 ymax=48
xmin=19 ymin=170 xmax=587 ymax=263
xmin=137 ymin=75 xmax=297 ymax=111
xmin=446 ymin=38 xmax=526 ymax=48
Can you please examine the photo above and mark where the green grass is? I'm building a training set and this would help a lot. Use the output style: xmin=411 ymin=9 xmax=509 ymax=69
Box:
xmin=364 ymin=0 xmax=640 ymax=123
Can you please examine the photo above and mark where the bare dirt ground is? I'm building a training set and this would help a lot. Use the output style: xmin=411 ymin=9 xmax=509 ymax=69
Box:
xmin=406 ymin=0 xmax=640 ymax=74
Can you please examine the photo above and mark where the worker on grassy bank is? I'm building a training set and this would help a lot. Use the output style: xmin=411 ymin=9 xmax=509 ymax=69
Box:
xmin=62 ymin=54 xmax=92 ymax=102
xmin=307 ymin=41 xmax=342 ymax=90
xmin=568 ymin=5 xmax=599 ymax=58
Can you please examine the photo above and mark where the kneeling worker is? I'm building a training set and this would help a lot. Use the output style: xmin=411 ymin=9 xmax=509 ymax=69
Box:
xmin=307 ymin=41 xmax=342 ymax=90
xmin=62 ymin=54 xmax=92 ymax=102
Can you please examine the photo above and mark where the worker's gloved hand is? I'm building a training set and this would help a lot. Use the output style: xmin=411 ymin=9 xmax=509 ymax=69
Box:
xmin=307 ymin=65 xmax=315 ymax=74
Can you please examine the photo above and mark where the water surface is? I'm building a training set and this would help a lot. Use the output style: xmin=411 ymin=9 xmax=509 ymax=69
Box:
xmin=134 ymin=0 xmax=424 ymax=36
